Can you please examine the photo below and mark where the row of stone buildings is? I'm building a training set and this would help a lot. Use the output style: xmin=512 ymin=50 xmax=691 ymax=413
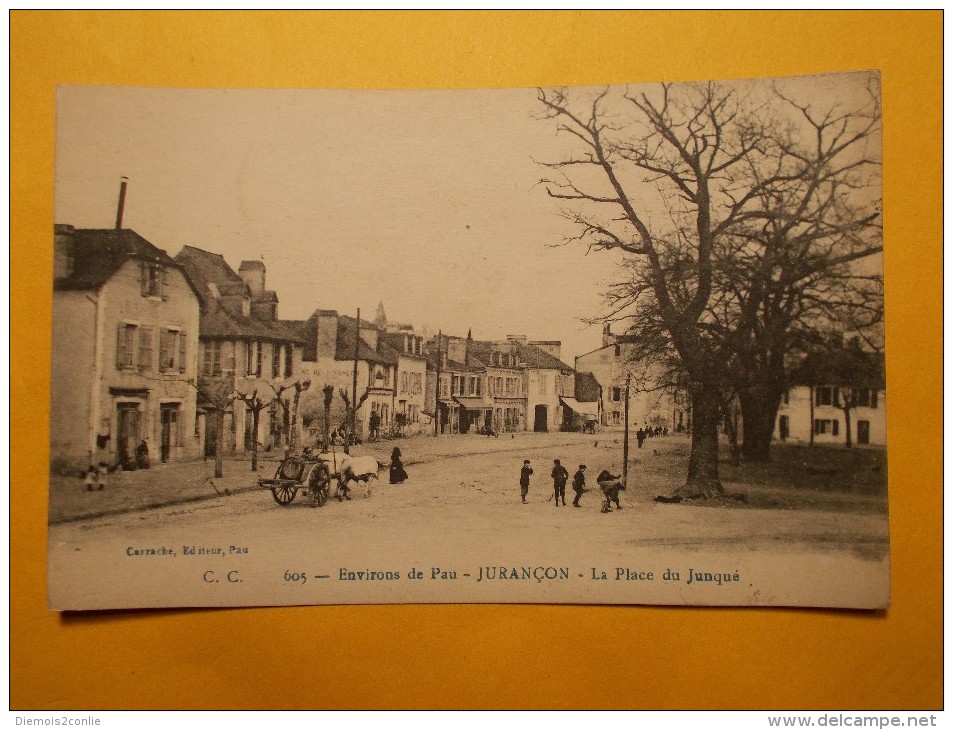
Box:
xmin=49 ymin=225 xmax=604 ymax=471
xmin=49 ymin=223 xmax=885 ymax=472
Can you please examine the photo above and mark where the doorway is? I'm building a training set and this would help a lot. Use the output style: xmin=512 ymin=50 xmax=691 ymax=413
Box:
xmin=857 ymin=420 xmax=870 ymax=445
xmin=160 ymin=404 xmax=180 ymax=463
xmin=534 ymin=404 xmax=548 ymax=432
xmin=116 ymin=403 xmax=141 ymax=468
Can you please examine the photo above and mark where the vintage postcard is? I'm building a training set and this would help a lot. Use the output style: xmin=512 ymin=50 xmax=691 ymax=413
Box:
xmin=48 ymin=71 xmax=888 ymax=611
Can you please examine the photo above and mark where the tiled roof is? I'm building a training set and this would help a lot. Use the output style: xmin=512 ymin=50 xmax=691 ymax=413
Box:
xmin=54 ymin=228 xmax=187 ymax=292
xmin=517 ymin=343 xmax=573 ymax=372
xmin=199 ymin=307 xmax=304 ymax=344
xmin=336 ymin=316 xmax=398 ymax=366
xmin=574 ymin=372 xmax=602 ymax=402
xmin=175 ymin=245 xmax=301 ymax=344
xmin=175 ymin=245 xmax=246 ymax=307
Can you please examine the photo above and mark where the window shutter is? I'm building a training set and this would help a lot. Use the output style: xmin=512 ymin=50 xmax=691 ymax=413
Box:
xmin=832 ymin=420 xmax=840 ymax=436
xmin=117 ymin=322 xmax=127 ymax=368
xmin=160 ymin=266 xmax=167 ymax=298
xmin=139 ymin=262 xmax=148 ymax=296
xmin=158 ymin=329 xmax=170 ymax=371
xmin=179 ymin=330 xmax=187 ymax=373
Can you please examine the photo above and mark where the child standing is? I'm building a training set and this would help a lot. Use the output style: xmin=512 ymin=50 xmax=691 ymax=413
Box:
xmin=519 ymin=460 xmax=533 ymax=504
xmin=84 ymin=466 xmax=97 ymax=492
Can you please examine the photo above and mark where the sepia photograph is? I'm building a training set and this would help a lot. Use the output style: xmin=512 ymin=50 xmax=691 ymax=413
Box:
xmin=48 ymin=72 xmax=887 ymax=611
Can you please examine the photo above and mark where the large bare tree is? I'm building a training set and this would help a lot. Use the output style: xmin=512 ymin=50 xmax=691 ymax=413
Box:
xmin=539 ymin=82 xmax=774 ymax=497
xmin=539 ymin=75 xmax=882 ymax=491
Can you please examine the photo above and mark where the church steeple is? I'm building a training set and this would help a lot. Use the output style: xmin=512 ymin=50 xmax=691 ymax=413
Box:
xmin=374 ymin=301 xmax=387 ymax=329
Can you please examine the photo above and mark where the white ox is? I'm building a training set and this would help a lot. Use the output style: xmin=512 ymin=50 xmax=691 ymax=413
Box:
xmin=320 ymin=453 xmax=382 ymax=499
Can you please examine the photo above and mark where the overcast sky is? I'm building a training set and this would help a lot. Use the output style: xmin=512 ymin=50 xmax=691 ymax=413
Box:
xmin=55 ymin=85 xmax=626 ymax=363
xmin=54 ymin=72 xmax=880 ymax=364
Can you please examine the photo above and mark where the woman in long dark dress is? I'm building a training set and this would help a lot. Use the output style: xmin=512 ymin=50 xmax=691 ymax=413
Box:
xmin=390 ymin=447 xmax=408 ymax=484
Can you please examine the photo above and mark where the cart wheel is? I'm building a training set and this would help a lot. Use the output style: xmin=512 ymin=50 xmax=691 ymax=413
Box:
xmin=308 ymin=464 xmax=331 ymax=508
xmin=271 ymin=485 xmax=298 ymax=506
xmin=277 ymin=456 xmax=306 ymax=481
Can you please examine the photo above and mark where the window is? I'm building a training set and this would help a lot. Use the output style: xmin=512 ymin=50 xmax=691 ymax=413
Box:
xmin=853 ymin=388 xmax=878 ymax=408
xmin=272 ymin=345 xmax=281 ymax=378
xmin=204 ymin=341 xmax=221 ymax=376
xmin=815 ymin=386 xmax=840 ymax=407
xmin=203 ymin=341 xmax=235 ymax=377
xmin=116 ymin=323 xmax=137 ymax=369
xmin=140 ymin=262 xmax=164 ymax=297
xmin=814 ymin=419 xmax=840 ymax=436
xmin=246 ymin=341 xmax=262 ymax=377
xmin=614 ymin=344 xmax=621 ymax=357
xmin=284 ymin=345 xmax=294 ymax=377
xmin=612 ymin=387 xmax=622 ymax=402
xmin=159 ymin=328 xmax=186 ymax=372
xmin=538 ymin=374 xmax=548 ymax=395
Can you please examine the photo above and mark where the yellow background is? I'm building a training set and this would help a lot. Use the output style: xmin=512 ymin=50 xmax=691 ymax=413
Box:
xmin=11 ymin=11 xmax=942 ymax=709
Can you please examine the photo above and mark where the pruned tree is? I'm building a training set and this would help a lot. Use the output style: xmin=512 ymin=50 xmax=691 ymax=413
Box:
xmin=338 ymin=387 xmax=370 ymax=455
xmin=234 ymin=388 xmax=273 ymax=472
xmin=195 ymin=378 xmax=237 ymax=479
xmin=321 ymin=384 xmax=334 ymax=452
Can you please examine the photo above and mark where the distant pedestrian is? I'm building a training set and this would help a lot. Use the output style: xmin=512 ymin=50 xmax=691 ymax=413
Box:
xmin=519 ymin=460 xmax=533 ymax=504
xmin=389 ymin=447 xmax=408 ymax=484
xmin=572 ymin=464 xmax=587 ymax=507
xmin=84 ymin=465 xmax=97 ymax=492
xmin=551 ymin=459 xmax=569 ymax=506
xmin=597 ymin=468 xmax=623 ymax=513
xmin=136 ymin=439 xmax=151 ymax=469
xmin=96 ymin=462 xmax=108 ymax=491
xmin=637 ymin=428 xmax=645 ymax=449
xmin=369 ymin=411 xmax=381 ymax=441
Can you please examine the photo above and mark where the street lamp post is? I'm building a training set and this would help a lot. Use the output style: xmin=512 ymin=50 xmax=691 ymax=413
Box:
xmin=623 ymin=372 xmax=631 ymax=489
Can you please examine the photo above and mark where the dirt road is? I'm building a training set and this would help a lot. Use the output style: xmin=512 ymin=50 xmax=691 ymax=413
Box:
xmin=47 ymin=432 xmax=890 ymax=611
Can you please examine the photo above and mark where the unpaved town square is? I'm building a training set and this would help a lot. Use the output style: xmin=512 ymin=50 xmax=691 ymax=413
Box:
xmin=48 ymin=431 xmax=889 ymax=610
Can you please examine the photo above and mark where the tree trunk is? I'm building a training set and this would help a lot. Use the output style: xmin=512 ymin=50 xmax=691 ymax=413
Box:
xmin=843 ymin=407 xmax=853 ymax=448
xmin=250 ymin=409 xmax=260 ymax=472
xmin=290 ymin=388 xmax=301 ymax=450
xmin=214 ymin=409 xmax=225 ymax=479
xmin=740 ymin=387 xmax=784 ymax=462
xmin=677 ymin=387 xmax=723 ymax=499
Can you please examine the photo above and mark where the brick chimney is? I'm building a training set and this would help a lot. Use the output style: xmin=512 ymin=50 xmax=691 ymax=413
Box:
xmin=238 ymin=260 xmax=266 ymax=294
xmin=314 ymin=311 xmax=339 ymax=360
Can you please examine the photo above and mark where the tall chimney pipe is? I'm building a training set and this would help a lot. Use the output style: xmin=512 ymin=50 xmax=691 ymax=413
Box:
xmin=115 ymin=176 xmax=128 ymax=229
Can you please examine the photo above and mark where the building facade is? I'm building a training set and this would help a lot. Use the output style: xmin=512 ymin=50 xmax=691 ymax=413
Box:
xmin=175 ymin=246 xmax=304 ymax=457
xmin=51 ymin=225 xmax=202 ymax=471
xmin=575 ymin=324 xmax=683 ymax=431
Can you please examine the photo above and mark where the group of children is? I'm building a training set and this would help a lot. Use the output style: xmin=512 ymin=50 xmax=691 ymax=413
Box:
xmin=520 ymin=459 xmax=625 ymax=513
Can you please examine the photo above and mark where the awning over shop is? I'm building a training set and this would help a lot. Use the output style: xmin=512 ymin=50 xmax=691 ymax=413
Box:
xmin=454 ymin=396 xmax=494 ymax=411
xmin=438 ymin=400 xmax=458 ymax=408
xmin=560 ymin=397 xmax=598 ymax=420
